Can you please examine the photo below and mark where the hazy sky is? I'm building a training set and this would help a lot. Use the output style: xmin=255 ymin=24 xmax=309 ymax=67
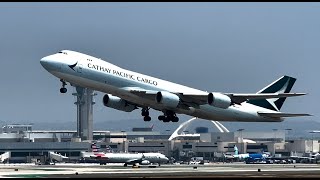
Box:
xmin=0 ymin=2 xmax=318 ymax=132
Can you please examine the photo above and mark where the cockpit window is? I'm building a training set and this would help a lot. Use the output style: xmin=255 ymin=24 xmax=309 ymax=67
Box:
xmin=58 ymin=51 xmax=67 ymax=55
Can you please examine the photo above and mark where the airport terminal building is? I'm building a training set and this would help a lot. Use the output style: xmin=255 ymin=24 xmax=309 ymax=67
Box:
xmin=0 ymin=124 xmax=319 ymax=163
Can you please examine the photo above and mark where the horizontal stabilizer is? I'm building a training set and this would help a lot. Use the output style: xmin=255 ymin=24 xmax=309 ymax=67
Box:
xmin=228 ymin=93 xmax=307 ymax=104
xmin=258 ymin=112 xmax=312 ymax=118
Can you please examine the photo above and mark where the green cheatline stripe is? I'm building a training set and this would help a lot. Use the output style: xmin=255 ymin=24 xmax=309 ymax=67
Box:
xmin=4 ymin=174 xmax=49 ymax=178
xmin=31 ymin=168 xmax=68 ymax=171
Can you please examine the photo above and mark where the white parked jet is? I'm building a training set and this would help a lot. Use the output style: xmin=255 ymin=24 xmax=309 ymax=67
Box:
xmin=101 ymin=152 xmax=169 ymax=167
xmin=81 ymin=143 xmax=169 ymax=166
xmin=40 ymin=50 xmax=310 ymax=123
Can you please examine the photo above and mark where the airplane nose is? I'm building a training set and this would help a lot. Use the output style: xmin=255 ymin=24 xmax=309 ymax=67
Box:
xmin=40 ymin=55 xmax=57 ymax=71
xmin=40 ymin=56 xmax=50 ymax=68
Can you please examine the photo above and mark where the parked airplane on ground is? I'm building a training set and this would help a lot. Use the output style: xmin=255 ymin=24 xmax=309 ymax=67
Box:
xmin=40 ymin=50 xmax=310 ymax=123
xmin=101 ymin=152 xmax=169 ymax=166
xmin=81 ymin=143 xmax=169 ymax=166
xmin=224 ymin=145 xmax=270 ymax=161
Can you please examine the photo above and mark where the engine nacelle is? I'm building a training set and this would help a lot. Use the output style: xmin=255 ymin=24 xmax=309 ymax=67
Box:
xmin=140 ymin=160 xmax=150 ymax=165
xmin=103 ymin=94 xmax=136 ymax=112
xmin=156 ymin=91 xmax=180 ymax=108
xmin=208 ymin=92 xmax=231 ymax=109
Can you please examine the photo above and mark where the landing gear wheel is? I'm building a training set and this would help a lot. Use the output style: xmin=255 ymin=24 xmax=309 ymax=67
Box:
xmin=60 ymin=87 xmax=67 ymax=93
xmin=172 ymin=116 xmax=179 ymax=122
xmin=144 ymin=116 xmax=151 ymax=121
xmin=160 ymin=110 xmax=179 ymax=123
xmin=158 ymin=115 xmax=165 ymax=121
xmin=163 ymin=117 xmax=170 ymax=123
xmin=60 ymin=79 xmax=67 ymax=93
xmin=142 ymin=108 xmax=151 ymax=121
xmin=141 ymin=108 xmax=149 ymax=116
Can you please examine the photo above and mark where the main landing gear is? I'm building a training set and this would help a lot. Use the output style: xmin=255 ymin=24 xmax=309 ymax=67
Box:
xmin=141 ymin=108 xmax=179 ymax=122
xmin=60 ymin=79 xmax=67 ymax=93
xmin=158 ymin=110 xmax=179 ymax=122
xmin=142 ymin=108 xmax=151 ymax=121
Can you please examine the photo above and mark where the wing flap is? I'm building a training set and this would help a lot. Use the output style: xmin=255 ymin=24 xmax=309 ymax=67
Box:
xmin=258 ymin=112 xmax=312 ymax=118
xmin=227 ymin=93 xmax=307 ymax=104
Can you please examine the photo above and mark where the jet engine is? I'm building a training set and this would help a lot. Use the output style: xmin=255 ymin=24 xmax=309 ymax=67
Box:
xmin=103 ymin=94 xmax=136 ymax=112
xmin=155 ymin=91 xmax=180 ymax=108
xmin=208 ymin=92 xmax=232 ymax=109
xmin=140 ymin=160 xmax=151 ymax=165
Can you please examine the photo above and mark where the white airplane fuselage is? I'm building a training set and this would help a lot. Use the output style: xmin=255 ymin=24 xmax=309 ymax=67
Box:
xmin=82 ymin=151 xmax=169 ymax=165
xmin=40 ymin=50 xmax=284 ymax=122
xmin=105 ymin=152 xmax=169 ymax=164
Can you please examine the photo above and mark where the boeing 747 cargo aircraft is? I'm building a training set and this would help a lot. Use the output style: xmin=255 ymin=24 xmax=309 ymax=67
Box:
xmin=40 ymin=50 xmax=310 ymax=123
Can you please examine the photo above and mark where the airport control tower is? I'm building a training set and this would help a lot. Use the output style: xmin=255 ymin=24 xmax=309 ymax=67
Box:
xmin=73 ymin=86 xmax=96 ymax=141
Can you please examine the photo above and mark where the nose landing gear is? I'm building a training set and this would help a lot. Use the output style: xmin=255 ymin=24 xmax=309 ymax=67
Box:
xmin=60 ymin=79 xmax=67 ymax=93
xmin=142 ymin=108 xmax=151 ymax=121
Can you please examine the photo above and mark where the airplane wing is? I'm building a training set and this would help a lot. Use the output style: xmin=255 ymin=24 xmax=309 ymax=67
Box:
xmin=180 ymin=92 xmax=306 ymax=106
xmin=125 ymin=87 xmax=307 ymax=108
xmin=125 ymin=87 xmax=207 ymax=109
xmin=126 ymin=158 xmax=142 ymax=164
xmin=122 ymin=87 xmax=159 ymax=100
xmin=257 ymin=112 xmax=312 ymax=118
xmin=225 ymin=93 xmax=307 ymax=104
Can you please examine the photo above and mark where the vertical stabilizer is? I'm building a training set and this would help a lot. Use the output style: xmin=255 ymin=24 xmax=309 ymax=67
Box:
xmin=234 ymin=145 xmax=239 ymax=155
xmin=247 ymin=76 xmax=296 ymax=111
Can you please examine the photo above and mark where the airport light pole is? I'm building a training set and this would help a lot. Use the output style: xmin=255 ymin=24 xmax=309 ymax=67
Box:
xmin=309 ymin=131 xmax=315 ymax=153
xmin=272 ymin=129 xmax=278 ymax=156
xmin=285 ymin=128 xmax=292 ymax=141
xmin=272 ymin=129 xmax=278 ymax=142
xmin=237 ymin=129 xmax=244 ymax=153
xmin=237 ymin=129 xmax=244 ymax=143
xmin=166 ymin=130 xmax=171 ymax=158
xmin=121 ymin=130 xmax=126 ymax=153
xmin=28 ymin=123 xmax=33 ymax=142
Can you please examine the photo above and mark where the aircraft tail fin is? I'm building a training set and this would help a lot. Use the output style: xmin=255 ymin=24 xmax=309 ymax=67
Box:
xmin=234 ymin=145 xmax=239 ymax=155
xmin=105 ymin=145 xmax=113 ymax=153
xmin=247 ymin=75 xmax=296 ymax=111
xmin=90 ymin=143 xmax=102 ymax=153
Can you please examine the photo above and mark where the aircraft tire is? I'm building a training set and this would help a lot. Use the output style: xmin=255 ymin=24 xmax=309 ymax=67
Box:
xmin=141 ymin=109 xmax=149 ymax=116
xmin=172 ymin=117 xmax=179 ymax=122
xmin=163 ymin=117 xmax=170 ymax=122
xmin=60 ymin=88 xmax=67 ymax=93
xmin=144 ymin=116 xmax=151 ymax=121
xmin=158 ymin=115 xmax=165 ymax=121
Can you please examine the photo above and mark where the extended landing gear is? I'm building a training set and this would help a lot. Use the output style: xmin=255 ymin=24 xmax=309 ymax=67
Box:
xmin=59 ymin=79 xmax=67 ymax=93
xmin=142 ymin=108 xmax=151 ymax=121
xmin=158 ymin=110 xmax=179 ymax=122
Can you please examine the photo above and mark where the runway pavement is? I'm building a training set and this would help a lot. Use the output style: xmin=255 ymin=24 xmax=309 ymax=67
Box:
xmin=0 ymin=162 xmax=320 ymax=178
